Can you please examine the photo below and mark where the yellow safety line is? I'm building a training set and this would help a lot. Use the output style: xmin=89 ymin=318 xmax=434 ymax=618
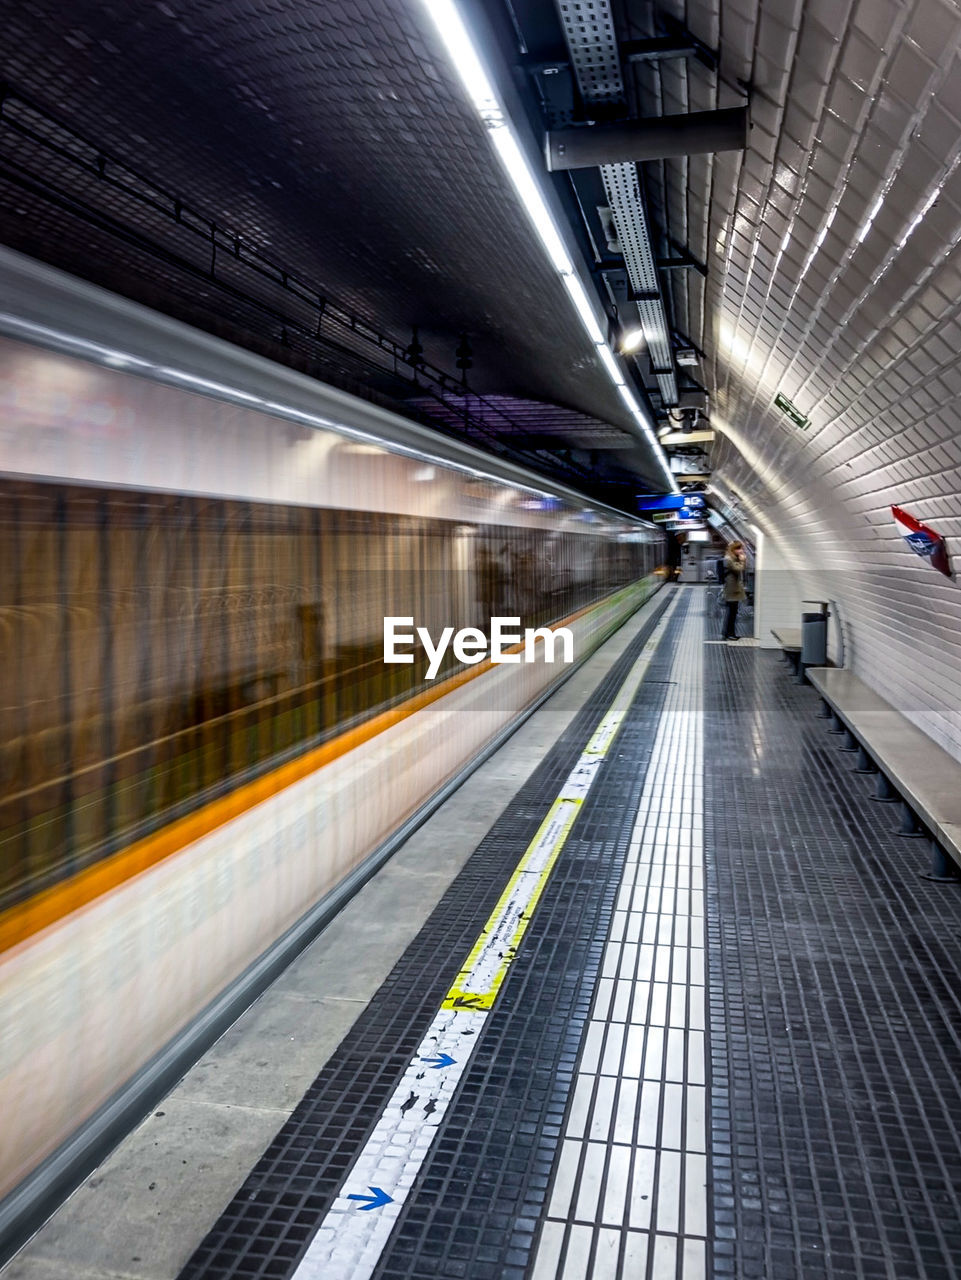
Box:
xmin=440 ymin=590 xmax=677 ymax=1013
xmin=442 ymin=797 xmax=582 ymax=1011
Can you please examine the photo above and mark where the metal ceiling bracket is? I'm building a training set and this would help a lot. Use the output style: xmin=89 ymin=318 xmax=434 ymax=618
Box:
xmin=676 ymin=390 xmax=708 ymax=408
xmin=519 ymin=53 xmax=571 ymax=74
xmin=546 ymin=107 xmax=749 ymax=170
xmin=620 ymin=16 xmax=718 ymax=72
xmin=659 ymin=429 xmax=715 ymax=445
xmin=673 ymin=329 xmax=706 ymax=359
xmin=657 ymin=253 xmax=707 ymax=278
xmin=621 ymin=37 xmax=702 ymax=63
xmin=667 ymin=238 xmax=709 ymax=278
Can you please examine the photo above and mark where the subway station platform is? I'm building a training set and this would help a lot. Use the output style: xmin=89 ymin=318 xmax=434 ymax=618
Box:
xmin=4 ymin=587 xmax=961 ymax=1280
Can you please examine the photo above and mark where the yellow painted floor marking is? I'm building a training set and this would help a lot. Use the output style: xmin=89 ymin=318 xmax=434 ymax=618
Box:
xmin=441 ymin=589 xmax=682 ymax=1014
xmin=292 ymin=589 xmax=681 ymax=1280
xmin=442 ymin=797 xmax=581 ymax=1010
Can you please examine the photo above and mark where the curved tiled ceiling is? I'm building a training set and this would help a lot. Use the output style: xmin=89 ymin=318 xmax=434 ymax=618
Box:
xmin=2 ymin=0 xmax=960 ymax=749
xmin=686 ymin=0 xmax=961 ymax=758
xmin=0 ymin=0 xmax=668 ymax=496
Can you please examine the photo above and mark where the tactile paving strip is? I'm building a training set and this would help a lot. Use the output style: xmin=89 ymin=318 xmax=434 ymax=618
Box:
xmin=704 ymin=632 xmax=961 ymax=1280
xmin=529 ymin=588 xmax=710 ymax=1280
xmin=179 ymin=593 xmax=687 ymax=1280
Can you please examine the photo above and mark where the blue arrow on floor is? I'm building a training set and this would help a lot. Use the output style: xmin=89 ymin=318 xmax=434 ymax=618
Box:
xmin=420 ymin=1053 xmax=456 ymax=1069
xmin=347 ymin=1187 xmax=393 ymax=1211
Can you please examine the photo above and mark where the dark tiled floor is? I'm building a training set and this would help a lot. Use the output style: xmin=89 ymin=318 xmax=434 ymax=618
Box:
xmin=178 ymin=596 xmax=681 ymax=1280
xmin=178 ymin=589 xmax=961 ymax=1280
xmin=705 ymin=636 xmax=961 ymax=1280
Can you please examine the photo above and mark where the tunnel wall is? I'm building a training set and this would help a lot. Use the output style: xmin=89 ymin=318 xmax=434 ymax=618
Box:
xmin=718 ymin=433 xmax=961 ymax=761
xmin=703 ymin=2 xmax=961 ymax=764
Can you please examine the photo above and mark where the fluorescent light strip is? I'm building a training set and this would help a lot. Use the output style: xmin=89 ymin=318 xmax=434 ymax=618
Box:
xmin=596 ymin=341 xmax=625 ymax=385
xmin=489 ymin=126 xmax=573 ymax=274
xmin=561 ymin=272 xmax=607 ymax=345
xmin=422 ymin=0 xmax=676 ymax=492
xmin=616 ymin=383 xmax=641 ymax=414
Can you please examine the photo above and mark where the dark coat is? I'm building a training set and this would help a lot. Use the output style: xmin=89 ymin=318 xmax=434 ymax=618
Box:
xmin=723 ymin=554 xmax=747 ymax=602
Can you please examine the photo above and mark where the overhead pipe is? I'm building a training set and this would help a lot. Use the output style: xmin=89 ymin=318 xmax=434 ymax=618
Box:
xmin=546 ymin=107 xmax=749 ymax=171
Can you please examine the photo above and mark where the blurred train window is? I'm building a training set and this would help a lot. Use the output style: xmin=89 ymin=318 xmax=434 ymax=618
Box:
xmin=0 ymin=478 xmax=660 ymax=914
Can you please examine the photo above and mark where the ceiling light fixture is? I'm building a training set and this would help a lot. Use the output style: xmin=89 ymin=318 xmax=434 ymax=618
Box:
xmin=420 ymin=0 xmax=676 ymax=492
xmin=619 ymin=327 xmax=645 ymax=354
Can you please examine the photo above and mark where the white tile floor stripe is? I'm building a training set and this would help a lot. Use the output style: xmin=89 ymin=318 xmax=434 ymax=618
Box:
xmin=290 ymin=591 xmax=684 ymax=1280
xmin=532 ymin=590 xmax=708 ymax=1279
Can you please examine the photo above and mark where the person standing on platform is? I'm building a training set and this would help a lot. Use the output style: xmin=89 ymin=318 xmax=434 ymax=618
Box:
xmin=722 ymin=541 xmax=747 ymax=640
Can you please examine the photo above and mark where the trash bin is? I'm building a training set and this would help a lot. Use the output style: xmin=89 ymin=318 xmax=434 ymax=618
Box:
xmin=801 ymin=611 xmax=827 ymax=666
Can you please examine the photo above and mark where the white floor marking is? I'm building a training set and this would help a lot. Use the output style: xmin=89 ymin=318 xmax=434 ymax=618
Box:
xmin=294 ymin=1006 xmax=486 ymax=1278
xmin=291 ymin=591 xmax=684 ymax=1280
xmin=532 ymin=589 xmax=709 ymax=1279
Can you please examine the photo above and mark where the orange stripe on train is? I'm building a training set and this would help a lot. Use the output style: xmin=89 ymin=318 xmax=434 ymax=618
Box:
xmin=0 ymin=600 xmax=609 ymax=956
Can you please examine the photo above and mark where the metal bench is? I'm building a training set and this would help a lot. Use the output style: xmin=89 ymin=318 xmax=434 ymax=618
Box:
xmin=771 ymin=626 xmax=802 ymax=676
xmin=808 ymin=667 xmax=961 ymax=882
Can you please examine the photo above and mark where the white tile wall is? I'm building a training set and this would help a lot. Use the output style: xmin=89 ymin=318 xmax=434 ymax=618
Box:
xmin=697 ymin=0 xmax=961 ymax=760
xmin=753 ymin=527 xmax=804 ymax=648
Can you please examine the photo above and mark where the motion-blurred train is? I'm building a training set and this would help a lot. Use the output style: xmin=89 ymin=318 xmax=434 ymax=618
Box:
xmin=0 ymin=247 xmax=664 ymax=1233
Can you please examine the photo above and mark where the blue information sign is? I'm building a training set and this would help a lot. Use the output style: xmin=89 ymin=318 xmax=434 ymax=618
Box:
xmin=637 ymin=493 xmax=705 ymax=513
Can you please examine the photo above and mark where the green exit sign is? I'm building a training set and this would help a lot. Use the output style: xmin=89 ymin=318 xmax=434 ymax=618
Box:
xmin=774 ymin=392 xmax=809 ymax=430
